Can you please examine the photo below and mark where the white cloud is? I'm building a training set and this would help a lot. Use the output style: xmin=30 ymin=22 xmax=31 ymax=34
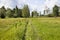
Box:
xmin=0 ymin=0 xmax=17 ymax=9
xmin=45 ymin=0 xmax=58 ymax=9
xmin=0 ymin=0 xmax=59 ymax=12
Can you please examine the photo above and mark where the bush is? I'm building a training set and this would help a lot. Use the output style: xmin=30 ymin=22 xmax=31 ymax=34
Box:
xmin=1 ymin=13 xmax=5 ymax=18
xmin=48 ymin=14 xmax=54 ymax=17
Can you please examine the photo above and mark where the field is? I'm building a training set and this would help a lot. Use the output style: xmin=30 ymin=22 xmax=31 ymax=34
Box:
xmin=0 ymin=18 xmax=60 ymax=40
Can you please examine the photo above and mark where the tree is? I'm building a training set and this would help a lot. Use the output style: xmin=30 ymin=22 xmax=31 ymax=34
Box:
xmin=31 ymin=10 xmax=38 ymax=17
xmin=0 ymin=6 xmax=6 ymax=18
xmin=14 ymin=6 xmax=18 ymax=18
xmin=18 ymin=9 xmax=22 ymax=17
xmin=22 ymin=5 xmax=30 ymax=18
xmin=44 ymin=10 xmax=45 ymax=15
xmin=6 ymin=8 xmax=13 ymax=17
xmin=53 ymin=5 xmax=59 ymax=17
xmin=32 ymin=11 xmax=34 ymax=17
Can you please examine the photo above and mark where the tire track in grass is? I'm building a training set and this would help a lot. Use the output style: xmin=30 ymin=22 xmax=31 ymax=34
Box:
xmin=0 ymin=19 xmax=29 ymax=40
xmin=25 ymin=19 xmax=41 ymax=40
xmin=15 ymin=22 xmax=26 ymax=40
xmin=0 ymin=18 xmax=41 ymax=40
xmin=29 ymin=20 xmax=41 ymax=40
xmin=21 ymin=19 xmax=29 ymax=40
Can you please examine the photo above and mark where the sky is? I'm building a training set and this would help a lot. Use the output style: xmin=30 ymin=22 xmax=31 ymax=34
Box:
xmin=0 ymin=0 xmax=60 ymax=13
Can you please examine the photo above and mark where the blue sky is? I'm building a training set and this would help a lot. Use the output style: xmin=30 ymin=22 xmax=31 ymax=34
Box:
xmin=0 ymin=0 xmax=60 ymax=13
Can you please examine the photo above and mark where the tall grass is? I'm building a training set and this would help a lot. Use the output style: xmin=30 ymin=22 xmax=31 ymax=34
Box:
xmin=0 ymin=18 xmax=60 ymax=40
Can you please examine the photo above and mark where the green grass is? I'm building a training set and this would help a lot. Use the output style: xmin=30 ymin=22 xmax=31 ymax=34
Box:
xmin=31 ymin=18 xmax=60 ymax=40
xmin=0 ymin=18 xmax=27 ymax=40
xmin=0 ymin=18 xmax=60 ymax=40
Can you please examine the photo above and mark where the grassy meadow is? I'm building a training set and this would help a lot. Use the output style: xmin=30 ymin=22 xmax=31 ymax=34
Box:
xmin=0 ymin=18 xmax=60 ymax=40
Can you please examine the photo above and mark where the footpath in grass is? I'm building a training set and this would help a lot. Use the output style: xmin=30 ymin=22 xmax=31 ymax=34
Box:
xmin=25 ymin=19 xmax=41 ymax=40
xmin=0 ymin=18 xmax=60 ymax=40
xmin=0 ymin=18 xmax=41 ymax=40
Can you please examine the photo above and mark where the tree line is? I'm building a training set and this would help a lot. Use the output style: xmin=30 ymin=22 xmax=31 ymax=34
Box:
xmin=0 ymin=5 xmax=60 ymax=18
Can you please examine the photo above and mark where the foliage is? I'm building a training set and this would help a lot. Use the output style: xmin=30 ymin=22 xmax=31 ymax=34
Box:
xmin=13 ymin=6 xmax=18 ymax=18
xmin=0 ymin=5 xmax=60 ymax=18
xmin=48 ymin=13 xmax=54 ymax=17
xmin=31 ymin=10 xmax=39 ymax=17
xmin=6 ymin=8 xmax=13 ymax=18
xmin=0 ymin=6 xmax=6 ymax=18
xmin=22 ymin=5 xmax=30 ymax=18
xmin=53 ymin=5 xmax=59 ymax=17
xmin=17 ymin=9 xmax=22 ymax=17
